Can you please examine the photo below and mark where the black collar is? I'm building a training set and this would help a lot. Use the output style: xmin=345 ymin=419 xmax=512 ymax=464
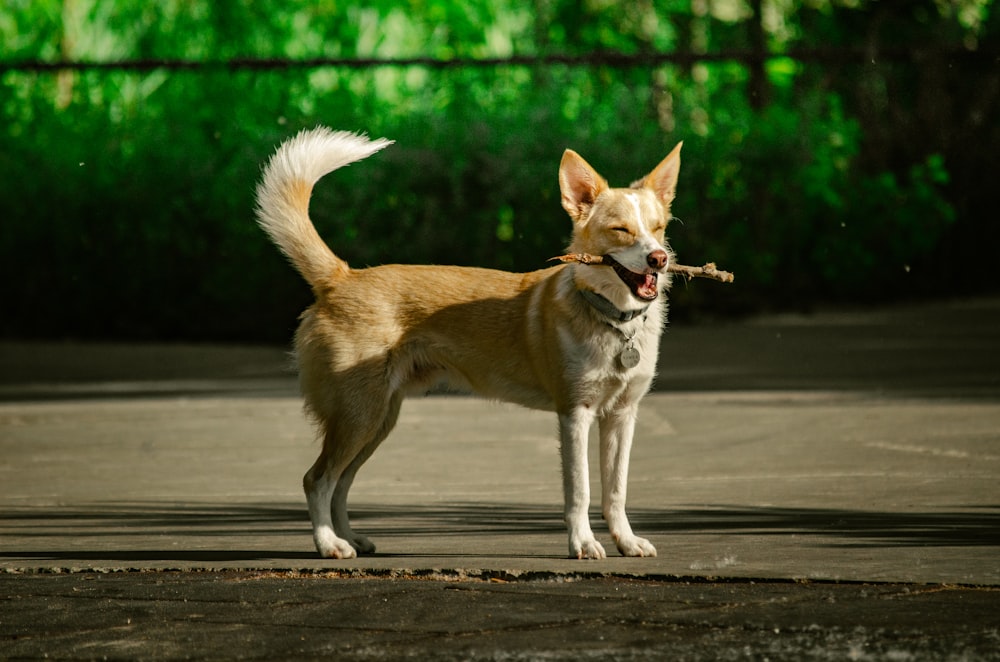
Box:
xmin=579 ymin=289 xmax=649 ymax=323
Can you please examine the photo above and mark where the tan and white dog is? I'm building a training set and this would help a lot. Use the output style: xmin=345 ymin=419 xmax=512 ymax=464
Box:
xmin=255 ymin=127 xmax=681 ymax=559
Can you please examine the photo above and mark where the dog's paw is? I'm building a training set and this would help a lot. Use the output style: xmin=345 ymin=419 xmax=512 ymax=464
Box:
xmin=314 ymin=530 xmax=358 ymax=559
xmin=570 ymin=537 xmax=607 ymax=560
xmin=615 ymin=535 xmax=657 ymax=558
xmin=350 ymin=534 xmax=376 ymax=555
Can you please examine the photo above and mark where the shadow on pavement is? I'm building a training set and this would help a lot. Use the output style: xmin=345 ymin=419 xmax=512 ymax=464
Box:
xmin=2 ymin=501 xmax=997 ymax=566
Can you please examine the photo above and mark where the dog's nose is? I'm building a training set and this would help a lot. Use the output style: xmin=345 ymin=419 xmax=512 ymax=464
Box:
xmin=646 ymin=249 xmax=669 ymax=270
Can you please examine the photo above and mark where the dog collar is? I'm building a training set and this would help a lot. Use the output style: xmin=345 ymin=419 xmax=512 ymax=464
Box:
xmin=579 ymin=289 xmax=649 ymax=323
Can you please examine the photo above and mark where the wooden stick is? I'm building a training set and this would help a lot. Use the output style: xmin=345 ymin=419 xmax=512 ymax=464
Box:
xmin=550 ymin=253 xmax=735 ymax=283
xmin=666 ymin=262 xmax=735 ymax=283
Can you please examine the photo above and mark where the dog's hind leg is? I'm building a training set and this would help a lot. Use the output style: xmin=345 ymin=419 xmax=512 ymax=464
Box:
xmin=304 ymin=390 xmax=404 ymax=559
xmin=330 ymin=392 xmax=403 ymax=555
xmin=304 ymin=443 xmax=356 ymax=559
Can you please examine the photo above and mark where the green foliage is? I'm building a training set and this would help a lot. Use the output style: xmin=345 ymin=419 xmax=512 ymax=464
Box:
xmin=673 ymin=86 xmax=956 ymax=310
xmin=0 ymin=0 xmax=980 ymax=341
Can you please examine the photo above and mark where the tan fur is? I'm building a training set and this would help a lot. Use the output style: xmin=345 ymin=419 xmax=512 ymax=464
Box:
xmin=255 ymin=127 xmax=682 ymax=559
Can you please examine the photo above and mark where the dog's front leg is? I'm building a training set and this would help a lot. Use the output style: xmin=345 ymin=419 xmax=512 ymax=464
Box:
xmin=599 ymin=405 xmax=657 ymax=557
xmin=559 ymin=407 xmax=605 ymax=559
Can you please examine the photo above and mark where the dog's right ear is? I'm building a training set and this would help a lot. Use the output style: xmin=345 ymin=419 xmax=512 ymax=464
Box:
xmin=559 ymin=149 xmax=609 ymax=223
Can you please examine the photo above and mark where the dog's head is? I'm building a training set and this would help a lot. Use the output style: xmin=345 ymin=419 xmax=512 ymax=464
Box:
xmin=558 ymin=144 xmax=682 ymax=306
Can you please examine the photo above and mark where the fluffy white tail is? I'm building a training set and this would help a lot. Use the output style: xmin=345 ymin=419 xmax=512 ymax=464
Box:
xmin=255 ymin=127 xmax=393 ymax=287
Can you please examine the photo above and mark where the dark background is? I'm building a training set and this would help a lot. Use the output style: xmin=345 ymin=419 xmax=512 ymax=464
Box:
xmin=2 ymin=0 xmax=997 ymax=342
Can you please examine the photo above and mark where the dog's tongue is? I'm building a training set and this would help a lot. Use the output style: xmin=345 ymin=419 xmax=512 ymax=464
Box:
xmin=636 ymin=273 xmax=658 ymax=300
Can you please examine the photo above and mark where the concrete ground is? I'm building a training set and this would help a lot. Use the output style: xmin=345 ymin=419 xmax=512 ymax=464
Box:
xmin=1 ymin=297 xmax=999 ymax=659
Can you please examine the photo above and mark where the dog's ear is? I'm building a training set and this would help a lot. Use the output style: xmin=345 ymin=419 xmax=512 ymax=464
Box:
xmin=559 ymin=149 xmax=609 ymax=223
xmin=636 ymin=142 xmax=682 ymax=206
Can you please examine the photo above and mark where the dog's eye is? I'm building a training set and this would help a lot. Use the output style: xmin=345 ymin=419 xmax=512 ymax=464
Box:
xmin=612 ymin=226 xmax=631 ymax=234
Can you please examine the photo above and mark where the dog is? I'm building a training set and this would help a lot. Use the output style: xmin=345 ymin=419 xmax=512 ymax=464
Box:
xmin=255 ymin=127 xmax=681 ymax=559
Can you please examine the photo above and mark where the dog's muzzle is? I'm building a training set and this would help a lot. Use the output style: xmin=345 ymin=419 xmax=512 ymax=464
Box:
xmin=603 ymin=254 xmax=664 ymax=301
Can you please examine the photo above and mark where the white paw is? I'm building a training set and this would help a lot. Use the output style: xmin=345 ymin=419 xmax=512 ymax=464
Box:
xmin=570 ymin=536 xmax=607 ymax=560
xmin=314 ymin=529 xmax=357 ymax=559
xmin=615 ymin=535 xmax=657 ymax=558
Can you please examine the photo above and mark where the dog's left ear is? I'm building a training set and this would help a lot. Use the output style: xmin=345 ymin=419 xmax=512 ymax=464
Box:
xmin=559 ymin=149 xmax=609 ymax=223
xmin=635 ymin=142 xmax=682 ymax=206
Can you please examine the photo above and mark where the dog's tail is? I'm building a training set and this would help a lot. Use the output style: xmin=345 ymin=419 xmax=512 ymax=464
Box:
xmin=255 ymin=127 xmax=393 ymax=288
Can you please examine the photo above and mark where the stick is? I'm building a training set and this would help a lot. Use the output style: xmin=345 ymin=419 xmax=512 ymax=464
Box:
xmin=550 ymin=253 xmax=735 ymax=283
xmin=666 ymin=262 xmax=735 ymax=283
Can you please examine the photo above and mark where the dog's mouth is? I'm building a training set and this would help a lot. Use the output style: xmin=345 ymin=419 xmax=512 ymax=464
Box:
xmin=604 ymin=255 xmax=659 ymax=301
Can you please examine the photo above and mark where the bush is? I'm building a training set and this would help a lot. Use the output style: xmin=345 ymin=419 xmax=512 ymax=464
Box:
xmin=0 ymin=2 xmax=962 ymax=341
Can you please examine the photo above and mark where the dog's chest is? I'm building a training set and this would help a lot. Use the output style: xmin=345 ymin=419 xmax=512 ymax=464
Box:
xmin=557 ymin=317 xmax=662 ymax=405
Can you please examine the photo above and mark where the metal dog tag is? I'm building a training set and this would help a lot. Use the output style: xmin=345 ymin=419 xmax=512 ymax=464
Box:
xmin=619 ymin=345 xmax=641 ymax=369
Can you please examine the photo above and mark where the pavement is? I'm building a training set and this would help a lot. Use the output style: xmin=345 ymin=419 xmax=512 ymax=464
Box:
xmin=1 ymin=297 xmax=999 ymax=659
